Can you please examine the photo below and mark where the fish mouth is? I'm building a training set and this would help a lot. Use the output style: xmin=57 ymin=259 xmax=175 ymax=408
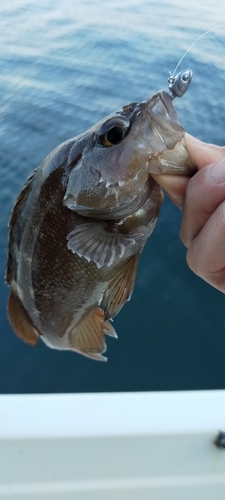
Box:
xmin=142 ymin=90 xmax=195 ymax=175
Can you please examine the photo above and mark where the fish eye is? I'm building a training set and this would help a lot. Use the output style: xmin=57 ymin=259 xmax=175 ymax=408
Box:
xmin=97 ymin=116 xmax=131 ymax=147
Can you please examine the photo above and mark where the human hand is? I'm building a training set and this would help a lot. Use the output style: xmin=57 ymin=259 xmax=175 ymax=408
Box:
xmin=152 ymin=134 xmax=225 ymax=292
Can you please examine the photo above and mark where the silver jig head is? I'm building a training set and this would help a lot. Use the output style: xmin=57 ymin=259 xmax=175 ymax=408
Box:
xmin=168 ymin=68 xmax=193 ymax=99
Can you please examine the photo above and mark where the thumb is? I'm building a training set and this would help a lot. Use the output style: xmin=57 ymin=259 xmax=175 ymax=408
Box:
xmin=185 ymin=133 xmax=225 ymax=169
xmin=152 ymin=134 xmax=225 ymax=208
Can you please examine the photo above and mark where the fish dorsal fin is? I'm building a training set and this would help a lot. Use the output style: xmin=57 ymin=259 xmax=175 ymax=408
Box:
xmin=8 ymin=169 xmax=36 ymax=233
xmin=103 ymin=253 xmax=139 ymax=320
xmin=7 ymin=289 xmax=39 ymax=346
xmin=68 ymin=307 xmax=117 ymax=361
xmin=67 ymin=222 xmax=137 ymax=269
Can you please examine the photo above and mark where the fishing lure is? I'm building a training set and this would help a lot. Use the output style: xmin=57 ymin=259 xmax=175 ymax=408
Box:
xmin=168 ymin=21 xmax=225 ymax=97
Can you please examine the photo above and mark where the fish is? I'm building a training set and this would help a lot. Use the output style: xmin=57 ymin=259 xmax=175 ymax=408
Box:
xmin=6 ymin=69 xmax=195 ymax=361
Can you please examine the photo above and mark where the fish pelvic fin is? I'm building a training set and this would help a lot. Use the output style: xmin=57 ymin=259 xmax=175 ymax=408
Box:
xmin=68 ymin=307 xmax=117 ymax=361
xmin=67 ymin=222 xmax=137 ymax=269
xmin=7 ymin=289 xmax=39 ymax=346
xmin=103 ymin=253 xmax=139 ymax=320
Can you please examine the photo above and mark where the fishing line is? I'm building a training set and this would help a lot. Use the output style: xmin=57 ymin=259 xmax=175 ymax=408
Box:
xmin=169 ymin=22 xmax=225 ymax=79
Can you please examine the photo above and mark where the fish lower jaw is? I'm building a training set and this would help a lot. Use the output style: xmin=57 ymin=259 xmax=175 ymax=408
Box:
xmin=147 ymin=141 xmax=195 ymax=175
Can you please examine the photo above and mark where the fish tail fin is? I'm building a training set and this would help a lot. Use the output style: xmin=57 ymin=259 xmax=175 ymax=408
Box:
xmin=68 ymin=307 xmax=117 ymax=361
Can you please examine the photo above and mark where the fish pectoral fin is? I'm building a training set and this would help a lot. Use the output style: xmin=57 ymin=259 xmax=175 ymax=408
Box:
xmin=68 ymin=307 xmax=117 ymax=361
xmin=103 ymin=253 xmax=139 ymax=320
xmin=67 ymin=222 xmax=137 ymax=269
xmin=7 ymin=289 xmax=39 ymax=346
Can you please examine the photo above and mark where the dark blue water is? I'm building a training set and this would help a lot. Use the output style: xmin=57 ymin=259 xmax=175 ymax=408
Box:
xmin=1 ymin=0 xmax=225 ymax=394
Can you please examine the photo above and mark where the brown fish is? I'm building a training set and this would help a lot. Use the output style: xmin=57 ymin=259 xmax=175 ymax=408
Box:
xmin=6 ymin=70 xmax=195 ymax=360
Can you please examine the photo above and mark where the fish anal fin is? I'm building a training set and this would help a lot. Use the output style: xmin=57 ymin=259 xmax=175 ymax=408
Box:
xmin=68 ymin=307 xmax=117 ymax=361
xmin=103 ymin=253 xmax=139 ymax=320
xmin=7 ymin=289 xmax=39 ymax=346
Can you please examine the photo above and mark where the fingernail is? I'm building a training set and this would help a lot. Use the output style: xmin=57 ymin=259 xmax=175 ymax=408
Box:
xmin=210 ymin=160 xmax=225 ymax=183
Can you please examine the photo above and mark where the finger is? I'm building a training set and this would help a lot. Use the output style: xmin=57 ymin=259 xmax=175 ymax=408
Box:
xmin=185 ymin=133 xmax=225 ymax=169
xmin=180 ymin=159 xmax=225 ymax=247
xmin=186 ymin=201 xmax=225 ymax=292
xmin=151 ymin=174 xmax=189 ymax=209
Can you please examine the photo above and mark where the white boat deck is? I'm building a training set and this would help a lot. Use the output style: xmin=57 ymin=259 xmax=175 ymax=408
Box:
xmin=0 ymin=390 xmax=225 ymax=499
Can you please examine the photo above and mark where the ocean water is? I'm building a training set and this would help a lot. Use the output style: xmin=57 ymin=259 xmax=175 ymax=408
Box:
xmin=0 ymin=0 xmax=225 ymax=394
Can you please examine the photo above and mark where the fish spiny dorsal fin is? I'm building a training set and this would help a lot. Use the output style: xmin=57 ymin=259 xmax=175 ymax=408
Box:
xmin=8 ymin=169 xmax=37 ymax=234
xmin=6 ymin=169 xmax=37 ymax=283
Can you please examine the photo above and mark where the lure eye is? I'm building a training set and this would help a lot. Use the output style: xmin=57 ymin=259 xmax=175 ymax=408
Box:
xmin=97 ymin=116 xmax=131 ymax=147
